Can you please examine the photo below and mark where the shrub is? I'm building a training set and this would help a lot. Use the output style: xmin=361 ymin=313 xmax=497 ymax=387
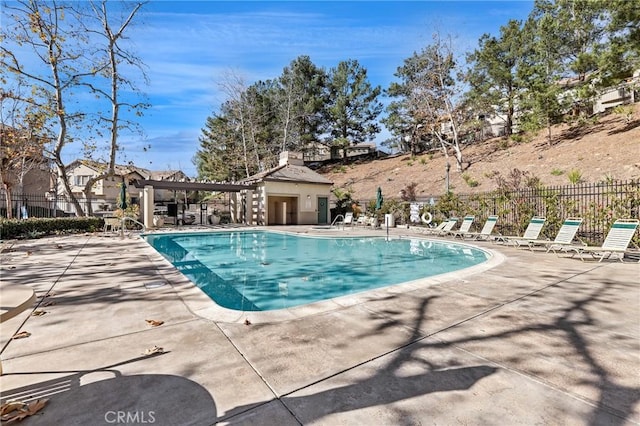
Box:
xmin=613 ymin=105 xmax=634 ymax=124
xmin=550 ymin=169 xmax=564 ymax=176
xmin=567 ymin=169 xmax=583 ymax=184
xmin=0 ymin=217 xmax=103 ymax=240
xmin=462 ymin=173 xmax=479 ymax=187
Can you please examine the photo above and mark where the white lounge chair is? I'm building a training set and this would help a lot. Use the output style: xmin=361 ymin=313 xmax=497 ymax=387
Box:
xmin=420 ymin=221 xmax=446 ymax=234
xmin=461 ymin=215 xmax=498 ymax=240
xmin=563 ymin=218 xmax=639 ymax=262
xmin=427 ymin=217 xmax=458 ymax=236
xmin=515 ymin=217 xmax=584 ymax=252
xmin=450 ymin=215 xmax=475 ymax=238
xmin=343 ymin=212 xmax=354 ymax=226
xmin=495 ymin=216 xmax=546 ymax=245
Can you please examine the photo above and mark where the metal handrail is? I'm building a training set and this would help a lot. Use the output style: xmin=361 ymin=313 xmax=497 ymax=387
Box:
xmin=120 ymin=216 xmax=146 ymax=238
xmin=331 ymin=214 xmax=345 ymax=229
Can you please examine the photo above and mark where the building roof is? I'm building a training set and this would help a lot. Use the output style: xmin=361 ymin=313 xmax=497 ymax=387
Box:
xmin=149 ymin=170 xmax=187 ymax=181
xmin=243 ymin=163 xmax=333 ymax=185
xmin=65 ymin=160 xmax=190 ymax=182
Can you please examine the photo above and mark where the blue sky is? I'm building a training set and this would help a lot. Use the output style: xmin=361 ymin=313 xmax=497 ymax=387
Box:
xmin=85 ymin=1 xmax=534 ymax=176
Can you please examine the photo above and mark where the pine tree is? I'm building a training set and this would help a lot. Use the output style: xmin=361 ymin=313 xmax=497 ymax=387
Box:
xmin=465 ymin=20 xmax=524 ymax=137
xmin=324 ymin=59 xmax=382 ymax=160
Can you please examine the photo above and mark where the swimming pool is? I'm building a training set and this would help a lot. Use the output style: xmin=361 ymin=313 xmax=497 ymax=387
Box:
xmin=145 ymin=230 xmax=491 ymax=312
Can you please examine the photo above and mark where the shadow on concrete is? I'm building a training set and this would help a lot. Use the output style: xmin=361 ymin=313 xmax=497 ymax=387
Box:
xmin=2 ymin=354 xmax=217 ymax=426
xmin=222 ymin=271 xmax=637 ymax=424
xmin=368 ymin=277 xmax=638 ymax=425
xmin=223 ymin=295 xmax=498 ymax=424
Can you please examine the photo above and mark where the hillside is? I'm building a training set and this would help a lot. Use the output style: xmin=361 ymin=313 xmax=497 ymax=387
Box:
xmin=320 ymin=104 xmax=640 ymax=202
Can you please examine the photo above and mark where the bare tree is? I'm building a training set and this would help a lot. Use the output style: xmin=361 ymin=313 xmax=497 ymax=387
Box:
xmin=2 ymin=1 xmax=94 ymax=215
xmin=386 ymin=32 xmax=466 ymax=171
xmin=1 ymin=0 xmax=148 ymax=216
xmin=217 ymin=70 xmax=255 ymax=178
xmin=80 ymin=0 xmax=148 ymax=215
xmin=418 ymin=33 xmax=465 ymax=171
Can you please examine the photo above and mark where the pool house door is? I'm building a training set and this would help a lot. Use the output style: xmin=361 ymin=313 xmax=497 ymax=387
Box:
xmin=317 ymin=197 xmax=328 ymax=224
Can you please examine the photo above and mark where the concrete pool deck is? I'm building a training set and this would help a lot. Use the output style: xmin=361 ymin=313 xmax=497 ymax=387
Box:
xmin=0 ymin=226 xmax=638 ymax=425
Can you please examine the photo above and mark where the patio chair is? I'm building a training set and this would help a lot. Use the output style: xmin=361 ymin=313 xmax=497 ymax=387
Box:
xmin=494 ymin=216 xmax=546 ymax=245
xmin=461 ymin=215 xmax=499 ymax=240
xmin=450 ymin=215 xmax=475 ymax=238
xmin=515 ymin=217 xmax=584 ymax=252
xmin=103 ymin=217 xmax=122 ymax=235
xmin=562 ymin=218 xmax=639 ymax=262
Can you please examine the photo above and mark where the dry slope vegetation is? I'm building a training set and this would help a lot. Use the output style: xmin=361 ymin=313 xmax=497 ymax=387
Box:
xmin=322 ymin=104 xmax=640 ymax=202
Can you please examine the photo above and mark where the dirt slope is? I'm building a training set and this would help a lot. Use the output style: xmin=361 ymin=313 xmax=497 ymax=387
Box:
xmin=321 ymin=104 xmax=640 ymax=202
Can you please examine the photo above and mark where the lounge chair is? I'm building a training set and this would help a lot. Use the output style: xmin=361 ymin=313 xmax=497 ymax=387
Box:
xmin=461 ymin=215 xmax=498 ymax=240
xmin=427 ymin=217 xmax=458 ymax=236
xmin=420 ymin=221 xmax=447 ymax=234
xmin=356 ymin=215 xmax=373 ymax=227
xmin=563 ymin=218 xmax=639 ymax=262
xmin=450 ymin=215 xmax=475 ymax=238
xmin=344 ymin=212 xmax=354 ymax=226
xmin=515 ymin=217 xmax=584 ymax=252
xmin=495 ymin=216 xmax=546 ymax=245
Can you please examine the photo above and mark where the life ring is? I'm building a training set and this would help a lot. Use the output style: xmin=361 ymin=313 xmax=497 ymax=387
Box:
xmin=421 ymin=212 xmax=433 ymax=224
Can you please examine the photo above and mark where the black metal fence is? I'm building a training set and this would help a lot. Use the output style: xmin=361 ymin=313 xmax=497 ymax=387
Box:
xmin=355 ymin=179 xmax=639 ymax=245
xmin=0 ymin=193 xmax=127 ymax=219
xmin=456 ymin=180 xmax=639 ymax=243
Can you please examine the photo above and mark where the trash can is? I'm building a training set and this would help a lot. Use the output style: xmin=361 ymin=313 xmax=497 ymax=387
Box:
xmin=384 ymin=214 xmax=395 ymax=228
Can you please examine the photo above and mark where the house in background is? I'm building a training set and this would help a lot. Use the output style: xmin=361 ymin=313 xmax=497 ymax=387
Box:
xmin=592 ymin=70 xmax=639 ymax=114
xmin=59 ymin=160 xmax=145 ymax=213
xmin=234 ymin=151 xmax=333 ymax=225
xmin=148 ymin=169 xmax=191 ymax=203
xmin=0 ymin=125 xmax=54 ymax=218
xmin=302 ymin=141 xmax=378 ymax=163
xmin=59 ymin=160 xmax=190 ymax=214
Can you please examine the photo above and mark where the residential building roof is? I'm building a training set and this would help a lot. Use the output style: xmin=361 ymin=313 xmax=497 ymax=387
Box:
xmin=65 ymin=160 xmax=189 ymax=182
xmin=243 ymin=163 xmax=333 ymax=185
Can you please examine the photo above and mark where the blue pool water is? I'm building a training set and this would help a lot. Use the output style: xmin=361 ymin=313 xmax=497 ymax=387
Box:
xmin=144 ymin=231 xmax=489 ymax=312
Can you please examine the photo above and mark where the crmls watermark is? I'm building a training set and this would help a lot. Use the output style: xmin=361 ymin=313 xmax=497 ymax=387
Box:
xmin=104 ymin=411 xmax=156 ymax=424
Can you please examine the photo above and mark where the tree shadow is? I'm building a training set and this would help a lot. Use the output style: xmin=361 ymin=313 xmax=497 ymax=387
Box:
xmin=223 ymin=296 xmax=498 ymax=423
xmin=222 ymin=275 xmax=637 ymax=424
xmin=608 ymin=118 xmax=640 ymax=134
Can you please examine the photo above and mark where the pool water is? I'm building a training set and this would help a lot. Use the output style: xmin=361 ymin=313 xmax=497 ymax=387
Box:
xmin=144 ymin=231 xmax=489 ymax=311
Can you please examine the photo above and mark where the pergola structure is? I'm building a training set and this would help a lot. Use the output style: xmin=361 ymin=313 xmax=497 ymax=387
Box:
xmin=131 ymin=179 xmax=257 ymax=229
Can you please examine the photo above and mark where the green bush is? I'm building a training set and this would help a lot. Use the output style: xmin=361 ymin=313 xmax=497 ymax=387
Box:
xmin=550 ymin=169 xmax=564 ymax=176
xmin=0 ymin=217 xmax=104 ymax=240
xmin=567 ymin=169 xmax=583 ymax=184
xmin=462 ymin=173 xmax=479 ymax=187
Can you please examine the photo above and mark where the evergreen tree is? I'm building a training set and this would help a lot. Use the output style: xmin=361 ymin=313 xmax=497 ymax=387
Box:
xmin=594 ymin=0 xmax=640 ymax=87
xmin=465 ymin=20 xmax=524 ymax=137
xmin=324 ymin=59 xmax=383 ymax=160
xmin=276 ymin=56 xmax=328 ymax=153
xmin=517 ymin=4 xmax=567 ymax=145
xmin=195 ymin=109 xmax=244 ymax=182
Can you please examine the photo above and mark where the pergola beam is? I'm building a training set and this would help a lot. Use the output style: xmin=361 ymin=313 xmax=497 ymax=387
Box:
xmin=131 ymin=179 xmax=256 ymax=192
